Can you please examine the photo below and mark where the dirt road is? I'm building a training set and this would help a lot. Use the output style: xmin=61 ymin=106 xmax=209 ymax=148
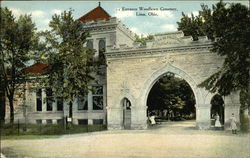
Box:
xmin=1 ymin=121 xmax=250 ymax=158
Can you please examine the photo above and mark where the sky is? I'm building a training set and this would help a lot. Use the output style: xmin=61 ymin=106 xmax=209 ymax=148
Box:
xmin=2 ymin=1 xmax=249 ymax=36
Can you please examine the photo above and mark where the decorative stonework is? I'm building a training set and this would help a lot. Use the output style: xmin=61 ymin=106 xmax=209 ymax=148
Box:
xmin=106 ymin=43 xmax=213 ymax=59
xmin=121 ymin=81 xmax=130 ymax=94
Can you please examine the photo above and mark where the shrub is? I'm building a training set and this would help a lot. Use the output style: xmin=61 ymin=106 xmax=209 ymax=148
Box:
xmin=0 ymin=123 xmax=107 ymax=136
xmin=240 ymin=115 xmax=250 ymax=133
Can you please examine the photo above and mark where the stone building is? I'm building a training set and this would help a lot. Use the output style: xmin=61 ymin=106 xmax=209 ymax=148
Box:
xmin=5 ymin=5 xmax=241 ymax=130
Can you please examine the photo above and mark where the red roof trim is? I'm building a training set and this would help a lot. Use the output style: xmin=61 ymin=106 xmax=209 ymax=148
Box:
xmin=23 ymin=63 xmax=49 ymax=75
xmin=78 ymin=6 xmax=111 ymax=22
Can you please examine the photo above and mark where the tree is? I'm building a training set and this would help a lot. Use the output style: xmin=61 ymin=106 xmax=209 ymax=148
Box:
xmin=177 ymin=12 xmax=205 ymax=41
xmin=0 ymin=75 xmax=6 ymax=122
xmin=0 ymin=7 xmax=38 ymax=123
xmin=177 ymin=1 xmax=250 ymax=107
xmin=135 ymin=34 xmax=154 ymax=45
xmin=40 ymin=10 xmax=98 ymax=119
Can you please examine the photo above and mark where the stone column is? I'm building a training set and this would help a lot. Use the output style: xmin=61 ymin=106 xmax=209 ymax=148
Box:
xmin=72 ymin=98 xmax=78 ymax=124
xmin=196 ymin=104 xmax=211 ymax=129
xmin=224 ymin=91 xmax=240 ymax=130
xmin=72 ymin=97 xmax=77 ymax=112
xmin=93 ymin=39 xmax=99 ymax=57
xmin=42 ymin=89 xmax=46 ymax=112
xmin=88 ymin=119 xmax=93 ymax=125
xmin=88 ymin=87 xmax=93 ymax=111
xmin=131 ymin=105 xmax=147 ymax=130
xmin=63 ymin=102 xmax=69 ymax=118
xmin=52 ymin=98 xmax=57 ymax=112
xmin=107 ymin=107 xmax=123 ymax=129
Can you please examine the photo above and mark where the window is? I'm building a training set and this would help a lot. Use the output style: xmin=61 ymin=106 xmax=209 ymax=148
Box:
xmin=36 ymin=119 xmax=42 ymax=124
xmin=46 ymin=88 xmax=53 ymax=111
xmin=57 ymin=119 xmax=64 ymax=124
xmin=93 ymin=119 xmax=103 ymax=125
xmin=98 ymin=39 xmax=106 ymax=64
xmin=124 ymin=98 xmax=131 ymax=110
xmin=46 ymin=119 xmax=52 ymax=124
xmin=87 ymin=40 xmax=93 ymax=49
xmin=78 ymin=119 xmax=88 ymax=125
xmin=36 ymin=89 xmax=42 ymax=111
xmin=92 ymin=86 xmax=103 ymax=110
xmin=57 ymin=97 xmax=63 ymax=111
xmin=98 ymin=40 xmax=106 ymax=52
xmin=78 ymin=96 xmax=88 ymax=110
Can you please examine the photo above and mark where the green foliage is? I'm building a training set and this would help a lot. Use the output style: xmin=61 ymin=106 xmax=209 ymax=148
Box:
xmin=177 ymin=12 xmax=205 ymax=41
xmin=39 ymin=10 xmax=98 ymax=104
xmin=177 ymin=1 xmax=250 ymax=104
xmin=240 ymin=115 xmax=250 ymax=133
xmin=147 ymin=73 xmax=195 ymax=119
xmin=0 ymin=123 xmax=106 ymax=136
xmin=240 ymin=90 xmax=250 ymax=110
xmin=0 ymin=7 xmax=39 ymax=122
xmin=135 ymin=34 xmax=154 ymax=45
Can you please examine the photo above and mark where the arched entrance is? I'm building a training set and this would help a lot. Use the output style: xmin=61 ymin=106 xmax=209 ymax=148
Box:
xmin=147 ymin=72 xmax=196 ymax=123
xmin=139 ymin=63 xmax=209 ymax=129
xmin=122 ymin=98 xmax=131 ymax=129
xmin=210 ymin=94 xmax=225 ymax=126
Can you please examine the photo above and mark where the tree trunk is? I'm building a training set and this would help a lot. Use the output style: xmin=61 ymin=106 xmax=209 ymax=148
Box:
xmin=0 ymin=88 xmax=6 ymax=122
xmin=9 ymin=96 xmax=14 ymax=124
xmin=69 ymin=101 xmax=73 ymax=118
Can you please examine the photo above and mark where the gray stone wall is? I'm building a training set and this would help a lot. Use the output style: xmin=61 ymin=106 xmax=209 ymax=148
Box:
xmin=105 ymin=39 xmax=240 ymax=130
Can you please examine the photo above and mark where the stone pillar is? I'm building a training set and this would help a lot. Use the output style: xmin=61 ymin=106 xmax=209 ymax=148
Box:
xmin=42 ymin=89 xmax=46 ymax=112
xmin=88 ymin=87 xmax=93 ymax=111
xmin=42 ymin=119 xmax=46 ymax=124
xmin=131 ymin=105 xmax=147 ymax=129
xmin=72 ymin=97 xmax=77 ymax=112
xmin=52 ymin=119 xmax=57 ymax=124
xmin=72 ymin=98 xmax=78 ymax=124
xmin=107 ymin=107 xmax=123 ymax=129
xmin=63 ymin=102 xmax=69 ymax=118
xmin=88 ymin=119 xmax=93 ymax=125
xmin=52 ymin=98 xmax=57 ymax=112
xmin=224 ymin=91 xmax=240 ymax=130
xmin=196 ymin=104 xmax=211 ymax=129
xmin=93 ymin=39 xmax=99 ymax=57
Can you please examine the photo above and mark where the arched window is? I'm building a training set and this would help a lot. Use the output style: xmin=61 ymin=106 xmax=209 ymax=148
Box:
xmin=123 ymin=98 xmax=131 ymax=110
xmin=98 ymin=39 xmax=106 ymax=65
xmin=86 ymin=40 xmax=93 ymax=49
xmin=98 ymin=39 xmax=106 ymax=52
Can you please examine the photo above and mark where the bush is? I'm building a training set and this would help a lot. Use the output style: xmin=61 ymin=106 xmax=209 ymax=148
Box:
xmin=0 ymin=123 xmax=107 ymax=136
xmin=240 ymin=115 xmax=250 ymax=133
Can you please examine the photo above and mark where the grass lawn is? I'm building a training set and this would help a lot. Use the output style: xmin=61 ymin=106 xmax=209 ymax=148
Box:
xmin=1 ymin=135 xmax=61 ymax=140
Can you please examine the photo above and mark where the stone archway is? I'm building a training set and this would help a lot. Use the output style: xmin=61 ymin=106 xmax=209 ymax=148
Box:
xmin=136 ymin=63 xmax=210 ymax=129
xmin=105 ymin=33 xmax=240 ymax=130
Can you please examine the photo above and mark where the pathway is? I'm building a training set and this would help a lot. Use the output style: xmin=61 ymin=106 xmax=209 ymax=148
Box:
xmin=1 ymin=120 xmax=250 ymax=158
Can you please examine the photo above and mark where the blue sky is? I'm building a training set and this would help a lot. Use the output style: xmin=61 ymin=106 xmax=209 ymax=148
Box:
xmin=2 ymin=1 xmax=249 ymax=36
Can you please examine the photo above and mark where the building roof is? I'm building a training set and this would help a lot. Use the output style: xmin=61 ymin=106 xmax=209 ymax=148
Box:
xmin=23 ymin=63 xmax=49 ymax=75
xmin=78 ymin=5 xmax=111 ymax=22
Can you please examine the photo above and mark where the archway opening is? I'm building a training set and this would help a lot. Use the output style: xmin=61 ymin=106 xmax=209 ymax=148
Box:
xmin=210 ymin=94 xmax=224 ymax=126
xmin=147 ymin=72 xmax=196 ymax=125
xmin=122 ymin=98 xmax=131 ymax=129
